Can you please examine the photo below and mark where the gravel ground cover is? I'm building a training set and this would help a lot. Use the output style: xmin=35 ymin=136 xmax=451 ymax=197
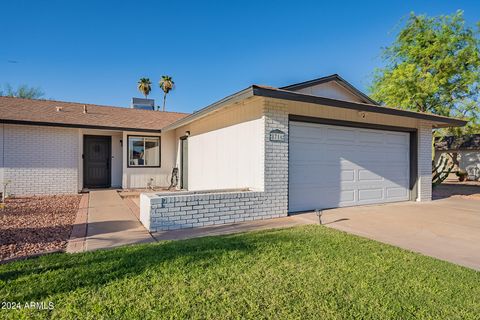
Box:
xmin=0 ymin=195 xmax=81 ymax=261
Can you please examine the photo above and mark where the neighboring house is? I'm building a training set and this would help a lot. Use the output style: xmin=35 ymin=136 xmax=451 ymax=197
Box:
xmin=0 ymin=74 xmax=466 ymax=231
xmin=435 ymin=134 xmax=480 ymax=180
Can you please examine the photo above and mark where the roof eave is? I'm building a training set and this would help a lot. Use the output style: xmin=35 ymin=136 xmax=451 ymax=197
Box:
xmin=253 ymin=86 xmax=467 ymax=128
xmin=162 ymin=84 xmax=467 ymax=132
xmin=0 ymin=119 xmax=163 ymax=133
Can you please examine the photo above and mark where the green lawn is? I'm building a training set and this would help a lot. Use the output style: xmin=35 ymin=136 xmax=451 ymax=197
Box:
xmin=1 ymin=226 xmax=479 ymax=319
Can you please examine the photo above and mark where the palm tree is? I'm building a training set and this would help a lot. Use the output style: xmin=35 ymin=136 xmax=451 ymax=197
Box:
xmin=137 ymin=78 xmax=152 ymax=99
xmin=159 ymin=75 xmax=174 ymax=111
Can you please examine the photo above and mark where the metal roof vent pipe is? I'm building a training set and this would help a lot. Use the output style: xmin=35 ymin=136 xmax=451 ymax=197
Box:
xmin=83 ymin=104 xmax=88 ymax=114
xmin=56 ymin=106 xmax=63 ymax=112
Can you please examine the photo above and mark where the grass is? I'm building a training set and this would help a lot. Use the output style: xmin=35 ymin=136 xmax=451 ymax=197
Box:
xmin=0 ymin=225 xmax=479 ymax=319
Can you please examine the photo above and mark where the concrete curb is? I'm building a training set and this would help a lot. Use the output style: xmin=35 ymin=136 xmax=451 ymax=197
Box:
xmin=66 ymin=193 xmax=89 ymax=253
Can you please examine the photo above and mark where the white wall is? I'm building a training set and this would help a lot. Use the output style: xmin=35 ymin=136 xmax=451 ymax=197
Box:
xmin=294 ymin=81 xmax=365 ymax=103
xmin=2 ymin=124 xmax=79 ymax=195
xmin=187 ymin=118 xmax=264 ymax=190
xmin=174 ymin=99 xmax=264 ymax=191
xmin=122 ymin=130 xmax=176 ymax=189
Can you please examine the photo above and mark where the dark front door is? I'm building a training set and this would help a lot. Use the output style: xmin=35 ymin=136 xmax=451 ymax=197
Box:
xmin=83 ymin=135 xmax=111 ymax=188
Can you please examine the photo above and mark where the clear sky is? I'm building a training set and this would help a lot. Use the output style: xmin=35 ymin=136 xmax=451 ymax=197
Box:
xmin=1 ymin=0 xmax=478 ymax=113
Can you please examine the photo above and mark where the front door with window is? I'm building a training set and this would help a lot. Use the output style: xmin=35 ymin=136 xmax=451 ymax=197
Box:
xmin=83 ymin=135 xmax=111 ymax=188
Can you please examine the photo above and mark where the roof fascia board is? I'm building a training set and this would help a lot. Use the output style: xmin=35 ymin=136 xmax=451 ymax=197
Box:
xmin=253 ymin=86 xmax=467 ymax=127
xmin=0 ymin=119 xmax=162 ymax=133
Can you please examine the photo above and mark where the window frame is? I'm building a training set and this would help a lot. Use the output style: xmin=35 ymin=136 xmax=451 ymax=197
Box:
xmin=127 ymin=135 xmax=161 ymax=168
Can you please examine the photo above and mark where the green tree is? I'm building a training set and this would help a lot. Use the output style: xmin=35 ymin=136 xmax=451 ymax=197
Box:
xmin=159 ymin=75 xmax=174 ymax=112
xmin=137 ymin=78 xmax=152 ymax=99
xmin=369 ymin=11 xmax=480 ymax=135
xmin=0 ymin=84 xmax=44 ymax=99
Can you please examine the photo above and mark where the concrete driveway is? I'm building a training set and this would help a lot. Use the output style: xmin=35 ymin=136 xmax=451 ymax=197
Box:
xmin=321 ymin=197 xmax=480 ymax=270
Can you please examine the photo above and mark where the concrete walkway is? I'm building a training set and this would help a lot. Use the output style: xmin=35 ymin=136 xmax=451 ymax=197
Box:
xmin=85 ymin=190 xmax=154 ymax=251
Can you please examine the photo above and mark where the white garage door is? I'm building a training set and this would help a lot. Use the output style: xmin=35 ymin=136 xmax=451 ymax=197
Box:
xmin=288 ymin=121 xmax=410 ymax=212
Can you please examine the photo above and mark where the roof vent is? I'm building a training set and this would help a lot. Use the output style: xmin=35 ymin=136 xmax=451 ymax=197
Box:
xmin=83 ymin=104 xmax=88 ymax=114
xmin=131 ymin=98 xmax=155 ymax=110
xmin=56 ymin=106 xmax=63 ymax=112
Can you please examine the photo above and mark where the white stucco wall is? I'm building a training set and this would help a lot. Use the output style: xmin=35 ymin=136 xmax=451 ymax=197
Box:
xmin=122 ymin=130 xmax=176 ymax=189
xmin=2 ymin=124 xmax=79 ymax=195
xmin=186 ymin=118 xmax=264 ymax=191
xmin=174 ymin=98 xmax=265 ymax=191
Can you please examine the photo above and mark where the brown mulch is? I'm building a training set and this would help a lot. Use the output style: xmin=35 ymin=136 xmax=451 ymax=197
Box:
xmin=0 ymin=195 xmax=81 ymax=261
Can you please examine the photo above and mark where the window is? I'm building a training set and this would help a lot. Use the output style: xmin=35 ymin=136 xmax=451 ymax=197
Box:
xmin=128 ymin=136 xmax=160 ymax=167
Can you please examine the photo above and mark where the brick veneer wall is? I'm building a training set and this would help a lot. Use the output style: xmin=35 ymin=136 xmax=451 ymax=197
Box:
xmin=143 ymin=99 xmax=291 ymax=231
xmin=142 ymin=190 xmax=267 ymax=231
xmin=1 ymin=124 xmax=79 ymax=195
xmin=417 ymin=121 xmax=433 ymax=201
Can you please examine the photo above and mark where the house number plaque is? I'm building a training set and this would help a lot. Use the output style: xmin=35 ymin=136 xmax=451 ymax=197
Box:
xmin=269 ymin=129 xmax=286 ymax=142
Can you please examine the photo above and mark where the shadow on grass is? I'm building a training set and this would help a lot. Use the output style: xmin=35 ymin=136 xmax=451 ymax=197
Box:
xmin=0 ymin=228 xmax=313 ymax=301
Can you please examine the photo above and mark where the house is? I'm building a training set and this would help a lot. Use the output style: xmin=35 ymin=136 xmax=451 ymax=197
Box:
xmin=0 ymin=97 xmax=188 ymax=195
xmin=0 ymin=74 xmax=466 ymax=231
xmin=434 ymin=134 xmax=480 ymax=180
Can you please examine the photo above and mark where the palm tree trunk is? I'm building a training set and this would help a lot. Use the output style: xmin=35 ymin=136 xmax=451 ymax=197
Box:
xmin=162 ymin=93 xmax=167 ymax=112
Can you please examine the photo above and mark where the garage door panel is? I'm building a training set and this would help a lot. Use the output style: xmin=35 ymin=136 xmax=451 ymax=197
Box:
xmin=340 ymin=190 xmax=356 ymax=203
xmin=385 ymin=133 xmax=409 ymax=145
xmin=358 ymin=170 xmax=384 ymax=181
xmin=386 ymin=187 xmax=408 ymax=198
xmin=358 ymin=188 xmax=384 ymax=201
xmin=341 ymin=170 xmax=355 ymax=182
xmin=357 ymin=131 xmax=385 ymax=144
xmin=289 ymin=121 xmax=410 ymax=212
xmin=290 ymin=167 xmax=341 ymax=185
xmin=326 ymin=127 xmax=357 ymax=142
xmin=289 ymin=187 xmax=350 ymax=209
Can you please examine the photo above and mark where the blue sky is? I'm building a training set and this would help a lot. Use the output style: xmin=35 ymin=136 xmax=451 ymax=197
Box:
xmin=1 ymin=1 xmax=478 ymax=113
